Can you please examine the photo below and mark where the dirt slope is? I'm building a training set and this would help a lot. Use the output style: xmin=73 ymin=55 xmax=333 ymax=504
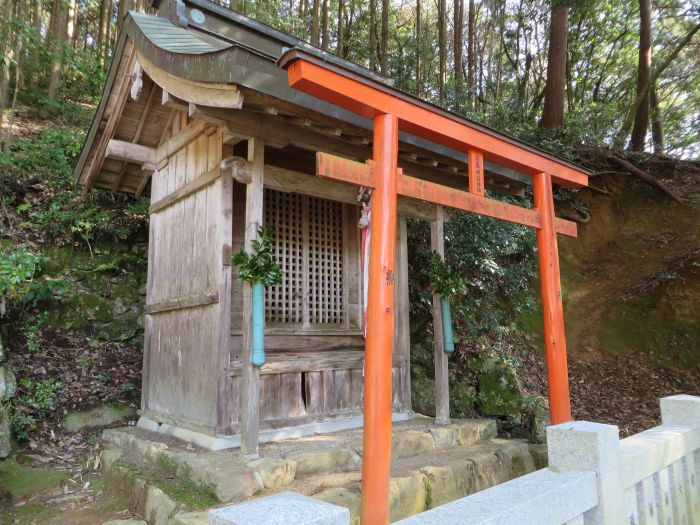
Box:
xmin=559 ymin=156 xmax=700 ymax=368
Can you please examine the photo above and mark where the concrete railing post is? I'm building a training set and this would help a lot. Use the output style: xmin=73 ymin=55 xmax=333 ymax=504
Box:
xmin=660 ymin=394 xmax=700 ymax=426
xmin=547 ymin=421 xmax=625 ymax=524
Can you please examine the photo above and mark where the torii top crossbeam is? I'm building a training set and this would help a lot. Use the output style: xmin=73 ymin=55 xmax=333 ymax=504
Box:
xmin=279 ymin=48 xmax=589 ymax=525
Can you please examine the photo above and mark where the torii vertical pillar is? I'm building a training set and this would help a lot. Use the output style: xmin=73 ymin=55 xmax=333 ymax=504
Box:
xmin=361 ymin=113 xmax=399 ymax=525
xmin=533 ymin=171 xmax=572 ymax=425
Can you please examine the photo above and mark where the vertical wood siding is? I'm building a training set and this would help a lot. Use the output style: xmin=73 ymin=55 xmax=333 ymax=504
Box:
xmin=143 ymin=114 xmax=229 ymax=433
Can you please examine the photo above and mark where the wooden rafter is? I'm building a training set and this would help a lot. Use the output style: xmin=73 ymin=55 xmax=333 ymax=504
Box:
xmin=84 ymin=48 xmax=137 ymax=190
xmin=111 ymin=80 xmax=157 ymax=194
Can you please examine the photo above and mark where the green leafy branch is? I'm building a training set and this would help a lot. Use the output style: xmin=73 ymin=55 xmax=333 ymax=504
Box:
xmin=428 ymin=251 xmax=466 ymax=298
xmin=231 ymin=226 xmax=283 ymax=286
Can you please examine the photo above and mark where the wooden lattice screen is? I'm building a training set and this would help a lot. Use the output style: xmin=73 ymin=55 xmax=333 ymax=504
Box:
xmin=264 ymin=189 xmax=345 ymax=326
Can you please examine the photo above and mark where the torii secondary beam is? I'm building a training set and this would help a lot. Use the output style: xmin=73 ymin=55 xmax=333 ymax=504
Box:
xmin=316 ymin=153 xmax=578 ymax=237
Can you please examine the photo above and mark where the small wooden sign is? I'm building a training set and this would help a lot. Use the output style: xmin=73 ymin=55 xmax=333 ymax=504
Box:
xmin=468 ymin=149 xmax=485 ymax=197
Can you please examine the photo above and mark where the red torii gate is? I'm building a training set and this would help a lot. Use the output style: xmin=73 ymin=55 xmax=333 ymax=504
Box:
xmin=280 ymin=49 xmax=589 ymax=525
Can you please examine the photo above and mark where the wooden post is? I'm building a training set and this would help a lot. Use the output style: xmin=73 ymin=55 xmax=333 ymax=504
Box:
xmin=216 ymin=135 xmax=234 ymax=435
xmin=240 ymin=138 xmax=264 ymax=456
xmin=533 ymin=171 xmax=572 ymax=425
xmin=395 ymin=214 xmax=411 ymax=411
xmin=360 ymin=113 xmax=399 ymax=525
xmin=431 ymin=205 xmax=450 ymax=425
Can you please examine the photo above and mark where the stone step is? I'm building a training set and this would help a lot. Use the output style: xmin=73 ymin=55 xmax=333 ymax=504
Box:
xmin=101 ymin=417 xmax=535 ymax=524
xmin=306 ymin=438 xmax=541 ymax=523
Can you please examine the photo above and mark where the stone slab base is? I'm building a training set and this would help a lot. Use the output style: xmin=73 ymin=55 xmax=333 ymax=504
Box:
xmin=136 ymin=412 xmax=415 ymax=451
xmin=136 ymin=412 xmax=415 ymax=450
xmin=209 ymin=492 xmax=349 ymax=525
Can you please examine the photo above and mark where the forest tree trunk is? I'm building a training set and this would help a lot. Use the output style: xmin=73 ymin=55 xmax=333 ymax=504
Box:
xmin=630 ymin=0 xmax=652 ymax=152
xmin=380 ymin=0 xmax=389 ymax=75
xmin=454 ymin=0 xmax=464 ymax=105
xmin=415 ymin=0 xmax=421 ymax=96
xmin=48 ymin=0 xmax=70 ymax=99
xmin=467 ymin=0 xmax=475 ymax=109
xmin=369 ymin=0 xmax=376 ymax=71
xmin=650 ymin=87 xmax=664 ymax=154
xmin=337 ymin=0 xmax=344 ymax=57
xmin=310 ymin=0 xmax=320 ymax=46
xmin=540 ymin=4 xmax=568 ymax=128
xmin=321 ymin=0 xmax=329 ymax=50
xmin=438 ymin=0 xmax=446 ymax=104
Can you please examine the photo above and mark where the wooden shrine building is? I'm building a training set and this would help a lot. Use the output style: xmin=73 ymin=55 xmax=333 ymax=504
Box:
xmin=74 ymin=3 xmax=590 ymax=511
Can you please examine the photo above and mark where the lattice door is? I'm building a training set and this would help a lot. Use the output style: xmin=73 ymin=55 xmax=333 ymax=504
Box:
xmin=264 ymin=189 xmax=345 ymax=326
xmin=307 ymin=197 xmax=344 ymax=325
xmin=264 ymin=189 xmax=304 ymax=324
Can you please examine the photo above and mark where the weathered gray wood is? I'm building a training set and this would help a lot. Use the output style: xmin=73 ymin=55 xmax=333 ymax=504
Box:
xmin=240 ymin=137 xmax=264 ymax=456
xmin=142 ymin=115 xmax=225 ymax=435
xmin=105 ymin=139 xmax=157 ymax=165
xmin=216 ymin=135 xmax=234 ymax=435
xmin=144 ymin=292 xmax=219 ymax=314
xmin=395 ymin=215 xmax=412 ymax=411
xmin=85 ymin=47 xmax=136 ymax=190
xmin=432 ymin=206 xmax=450 ymax=425
xmin=149 ymin=167 xmax=221 ymax=215
xmin=217 ymin=156 xmax=435 ymax=221
xmin=229 ymin=350 xmax=403 ymax=375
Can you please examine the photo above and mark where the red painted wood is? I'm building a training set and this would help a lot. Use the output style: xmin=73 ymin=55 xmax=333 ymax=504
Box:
xmin=287 ymin=59 xmax=589 ymax=188
xmin=361 ymin=113 xmax=399 ymax=525
xmin=533 ymin=171 xmax=572 ymax=425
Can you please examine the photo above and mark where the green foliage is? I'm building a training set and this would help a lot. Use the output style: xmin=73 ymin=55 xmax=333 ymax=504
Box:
xmin=0 ymin=126 xmax=149 ymax=247
xmin=410 ymin=200 xmax=538 ymax=340
xmin=0 ymin=249 xmax=39 ymax=306
xmin=0 ymin=247 xmax=69 ymax=318
xmin=23 ymin=312 xmax=48 ymax=352
xmin=231 ymin=226 xmax=283 ymax=286
xmin=18 ymin=378 xmax=61 ymax=418
xmin=428 ymin=251 xmax=466 ymax=297
xmin=8 ymin=408 xmax=34 ymax=442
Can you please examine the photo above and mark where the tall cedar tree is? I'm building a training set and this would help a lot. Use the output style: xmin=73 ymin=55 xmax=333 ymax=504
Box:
xmin=381 ymin=0 xmax=389 ymax=75
xmin=415 ymin=0 xmax=421 ymax=96
xmin=540 ymin=3 xmax=568 ymax=128
xmin=454 ymin=0 xmax=464 ymax=104
xmin=438 ymin=0 xmax=447 ymax=104
xmin=630 ymin=0 xmax=652 ymax=151
xmin=336 ymin=0 xmax=344 ymax=57
xmin=467 ymin=0 xmax=476 ymax=109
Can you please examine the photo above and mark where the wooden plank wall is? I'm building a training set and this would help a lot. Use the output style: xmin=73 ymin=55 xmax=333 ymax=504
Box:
xmin=143 ymin=112 xmax=230 ymax=434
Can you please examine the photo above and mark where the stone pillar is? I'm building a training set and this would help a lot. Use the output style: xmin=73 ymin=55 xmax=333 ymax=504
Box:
xmin=547 ymin=421 xmax=625 ymax=524
xmin=660 ymin=394 xmax=700 ymax=425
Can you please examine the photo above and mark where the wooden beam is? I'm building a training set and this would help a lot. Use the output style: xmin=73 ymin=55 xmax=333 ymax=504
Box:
xmin=431 ymin=206 xmax=450 ymax=425
xmin=112 ymin=82 xmax=157 ymax=194
xmin=285 ymin=57 xmax=589 ymax=187
xmin=156 ymin=120 xmax=209 ymax=161
xmin=144 ymin=292 xmax=218 ymax=314
xmin=315 ymin=152 xmax=577 ymax=237
xmin=240 ymin=138 xmax=264 ymax=457
xmin=221 ymin=156 xmax=435 ymax=221
xmin=136 ymin=50 xmax=243 ymax=109
xmin=105 ymin=140 xmax=157 ymax=165
xmin=149 ymin=167 xmax=221 ymax=215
